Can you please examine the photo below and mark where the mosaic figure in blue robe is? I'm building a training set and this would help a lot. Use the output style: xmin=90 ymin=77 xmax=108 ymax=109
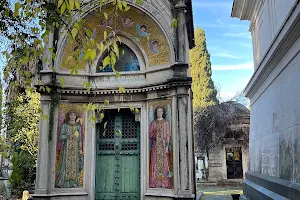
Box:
xmin=136 ymin=24 xmax=150 ymax=37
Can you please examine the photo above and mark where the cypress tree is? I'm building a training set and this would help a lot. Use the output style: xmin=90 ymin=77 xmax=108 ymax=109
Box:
xmin=190 ymin=27 xmax=218 ymax=110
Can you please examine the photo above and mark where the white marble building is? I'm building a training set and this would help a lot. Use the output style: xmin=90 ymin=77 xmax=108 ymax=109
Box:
xmin=232 ymin=0 xmax=300 ymax=199
xmin=33 ymin=0 xmax=196 ymax=200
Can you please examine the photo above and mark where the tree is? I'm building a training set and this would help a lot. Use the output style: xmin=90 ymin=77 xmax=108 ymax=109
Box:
xmin=5 ymin=90 xmax=40 ymax=158
xmin=190 ymin=27 xmax=218 ymax=110
xmin=194 ymin=101 xmax=250 ymax=157
xmin=3 ymin=89 xmax=40 ymax=197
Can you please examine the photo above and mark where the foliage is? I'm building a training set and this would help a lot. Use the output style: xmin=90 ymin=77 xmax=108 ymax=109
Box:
xmin=5 ymin=90 xmax=40 ymax=158
xmin=0 ymin=0 xmax=157 ymax=138
xmin=2 ymin=90 xmax=40 ymax=197
xmin=194 ymin=101 xmax=249 ymax=156
xmin=1 ymin=0 xmax=146 ymax=93
xmin=190 ymin=27 xmax=218 ymax=110
xmin=8 ymin=151 xmax=35 ymax=198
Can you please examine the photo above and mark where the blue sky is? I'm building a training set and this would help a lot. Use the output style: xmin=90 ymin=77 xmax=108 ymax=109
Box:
xmin=192 ymin=0 xmax=254 ymax=101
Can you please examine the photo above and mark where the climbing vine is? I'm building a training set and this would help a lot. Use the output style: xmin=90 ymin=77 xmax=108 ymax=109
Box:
xmin=48 ymin=90 xmax=61 ymax=140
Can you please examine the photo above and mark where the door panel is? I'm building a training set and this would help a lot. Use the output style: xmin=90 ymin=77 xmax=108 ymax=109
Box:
xmin=96 ymin=110 xmax=140 ymax=200
xmin=96 ymin=155 xmax=115 ymax=193
xmin=120 ymin=155 xmax=139 ymax=193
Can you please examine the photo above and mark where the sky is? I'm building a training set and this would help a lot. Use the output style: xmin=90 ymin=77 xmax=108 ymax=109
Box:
xmin=192 ymin=0 xmax=254 ymax=101
xmin=0 ymin=0 xmax=254 ymax=102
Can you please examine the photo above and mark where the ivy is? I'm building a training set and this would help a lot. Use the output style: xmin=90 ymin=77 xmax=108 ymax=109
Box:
xmin=48 ymin=90 xmax=61 ymax=140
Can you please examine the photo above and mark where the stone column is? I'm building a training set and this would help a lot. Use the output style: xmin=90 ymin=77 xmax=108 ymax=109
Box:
xmin=176 ymin=86 xmax=194 ymax=197
xmin=42 ymin=32 xmax=53 ymax=71
xmin=35 ymin=96 xmax=51 ymax=194
xmin=173 ymin=0 xmax=188 ymax=63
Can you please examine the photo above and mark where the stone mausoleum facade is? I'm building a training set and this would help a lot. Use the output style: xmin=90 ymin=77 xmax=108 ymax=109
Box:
xmin=34 ymin=0 xmax=196 ymax=200
xmin=232 ymin=0 xmax=300 ymax=199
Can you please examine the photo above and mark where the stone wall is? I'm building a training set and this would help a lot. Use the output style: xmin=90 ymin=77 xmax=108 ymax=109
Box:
xmin=249 ymin=35 xmax=300 ymax=183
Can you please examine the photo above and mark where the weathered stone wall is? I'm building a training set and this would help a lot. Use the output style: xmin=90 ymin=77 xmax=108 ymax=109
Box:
xmin=249 ymin=35 xmax=300 ymax=183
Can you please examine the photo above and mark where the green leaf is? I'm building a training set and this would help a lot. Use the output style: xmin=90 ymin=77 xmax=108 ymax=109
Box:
xmin=83 ymin=49 xmax=91 ymax=60
xmin=90 ymin=49 xmax=97 ymax=60
xmin=3 ymin=71 xmax=9 ymax=78
xmin=130 ymin=105 xmax=134 ymax=112
xmin=114 ymin=42 xmax=119 ymax=58
xmin=136 ymin=0 xmax=143 ymax=4
xmin=122 ymin=1 xmax=127 ymax=7
xmin=71 ymin=28 xmax=78 ymax=39
xmin=115 ymin=70 xmax=120 ymax=78
xmin=118 ymin=106 xmax=121 ymax=112
xmin=135 ymin=108 xmax=140 ymax=114
xmin=116 ymin=130 xmax=122 ymax=136
xmin=171 ymin=18 xmax=178 ymax=28
xmin=119 ymin=86 xmax=125 ymax=93
xmin=104 ymin=31 xmax=107 ymax=40
xmin=111 ymin=52 xmax=116 ymax=66
xmin=75 ymin=0 xmax=80 ymax=9
xmin=117 ymin=1 xmax=123 ymax=11
xmin=60 ymin=77 xmax=65 ymax=88
xmin=103 ymin=56 xmax=111 ymax=67
xmin=103 ymin=121 xmax=108 ymax=128
xmin=42 ymin=114 xmax=49 ymax=120
xmin=14 ymin=2 xmax=21 ymax=17
xmin=124 ymin=5 xmax=130 ymax=11
xmin=104 ymin=99 xmax=109 ymax=106
xmin=69 ymin=0 xmax=74 ymax=10
xmin=100 ymin=113 xmax=104 ymax=119
xmin=58 ymin=0 xmax=64 ymax=7
xmin=100 ymin=0 xmax=103 ymax=9
xmin=85 ymin=29 xmax=93 ymax=37
xmin=49 ymin=66 xmax=56 ymax=72
xmin=97 ymin=43 xmax=105 ymax=53
xmin=46 ymin=87 xmax=51 ymax=93
xmin=60 ymin=2 xmax=67 ymax=15
xmin=25 ymin=71 xmax=31 ymax=77
xmin=91 ymin=115 xmax=97 ymax=122
xmin=104 ymin=12 xmax=108 ymax=20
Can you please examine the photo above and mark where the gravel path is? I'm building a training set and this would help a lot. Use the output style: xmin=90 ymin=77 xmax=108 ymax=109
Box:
xmin=198 ymin=186 xmax=243 ymax=200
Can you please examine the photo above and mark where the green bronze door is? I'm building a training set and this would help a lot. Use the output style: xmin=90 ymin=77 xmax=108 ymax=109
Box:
xmin=96 ymin=110 xmax=140 ymax=200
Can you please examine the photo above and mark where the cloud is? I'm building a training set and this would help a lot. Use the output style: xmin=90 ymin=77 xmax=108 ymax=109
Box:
xmin=214 ymin=52 xmax=239 ymax=59
xmin=212 ymin=63 xmax=254 ymax=71
xmin=223 ymin=32 xmax=251 ymax=39
xmin=209 ymin=47 xmax=240 ymax=59
xmin=200 ymin=19 xmax=248 ymax=29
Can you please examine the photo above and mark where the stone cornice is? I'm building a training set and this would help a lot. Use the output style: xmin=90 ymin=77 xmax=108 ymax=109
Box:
xmin=244 ymin=3 xmax=300 ymax=100
xmin=56 ymin=78 xmax=191 ymax=96
xmin=231 ymin=0 xmax=262 ymax=21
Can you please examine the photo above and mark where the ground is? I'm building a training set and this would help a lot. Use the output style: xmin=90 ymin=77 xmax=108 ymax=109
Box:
xmin=197 ymin=185 xmax=244 ymax=200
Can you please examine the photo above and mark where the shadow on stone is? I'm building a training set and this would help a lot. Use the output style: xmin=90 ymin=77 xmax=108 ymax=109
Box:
xmin=231 ymin=193 xmax=240 ymax=200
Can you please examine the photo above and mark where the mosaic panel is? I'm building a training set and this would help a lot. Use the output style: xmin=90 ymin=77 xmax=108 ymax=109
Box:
xmin=148 ymin=99 xmax=174 ymax=189
xmin=55 ymin=104 xmax=85 ymax=188
xmin=61 ymin=5 xmax=170 ymax=70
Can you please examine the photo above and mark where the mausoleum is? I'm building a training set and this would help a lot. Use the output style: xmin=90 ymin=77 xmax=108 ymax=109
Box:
xmin=34 ymin=0 xmax=195 ymax=200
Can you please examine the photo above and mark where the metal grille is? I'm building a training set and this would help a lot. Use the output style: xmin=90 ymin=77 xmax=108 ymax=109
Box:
xmin=99 ymin=143 xmax=114 ymax=151
xmin=122 ymin=115 xmax=138 ymax=138
xmin=99 ymin=118 xmax=115 ymax=139
xmin=121 ymin=143 xmax=138 ymax=151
